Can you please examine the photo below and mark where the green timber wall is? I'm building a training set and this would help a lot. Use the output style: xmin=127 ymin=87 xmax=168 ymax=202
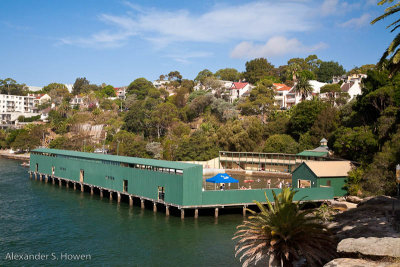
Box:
xmin=317 ymin=177 xmax=347 ymax=197
xmin=30 ymin=153 xmax=203 ymax=206
xmin=292 ymin=163 xmax=347 ymax=197
xmin=291 ymin=163 xmax=318 ymax=188
xmin=201 ymin=187 xmax=334 ymax=206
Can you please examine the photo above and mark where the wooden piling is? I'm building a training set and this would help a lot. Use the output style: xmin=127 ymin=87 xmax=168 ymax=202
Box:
xmin=45 ymin=175 xmax=48 ymax=183
xmin=109 ymin=191 xmax=113 ymax=201
xmin=153 ymin=202 xmax=157 ymax=212
xmin=91 ymin=186 xmax=94 ymax=195
xmin=165 ymin=205 xmax=170 ymax=216
xmin=66 ymin=181 xmax=69 ymax=188
xmin=80 ymin=183 xmax=84 ymax=192
xmin=34 ymin=172 xmax=37 ymax=180
xmin=58 ymin=179 xmax=62 ymax=187
xmin=100 ymin=189 xmax=103 ymax=198
xmin=117 ymin=193 xmax=121 ymax=203
xmin=73 ymin=183 xmax=76 ymax=190
xmin=194 ymin=209 xmax=199 ymax=219
xmin=214 ymin=208 xmax=219 ymax=218
xmin=29 ymin=172 xmax=32 ymax=179
xmin=181 ymin=209 xmax=185 ymax=219
xmin=39 ymin=174 xmax=43 ymax=181
xmin=129 ymin=196 xmax=133 ymax=206
xmin=243 ymin=206 xmax=247 ymax=216
xmin=141 ymin=199 xmax=144 ymax=209
xmin=52 ymin=177 xmax=55 ymax=185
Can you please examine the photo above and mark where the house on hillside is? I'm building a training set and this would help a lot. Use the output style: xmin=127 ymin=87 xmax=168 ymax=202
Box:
xmin=285 ymin=80 xmax=326 ymax=108
xmin=273 ymin=83 xmax=292 ymax=109
xmin=226 ymin=82 xmax=252 ymax=103
xmin=153 ymin=80 xmax=170 ymax=89
xmin=340 ymin=81 xmax=362 ymax=100
xmin=114 ymin=87 xmax=127 ymax=100
xmin=292 ymin=160 xmax=353 ymax=197
xmin=28 ymin=93 xmax=51 ymax=107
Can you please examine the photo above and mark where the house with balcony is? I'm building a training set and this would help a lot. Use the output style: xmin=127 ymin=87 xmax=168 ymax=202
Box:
xmin=226 ymin=82 xmax=252 ymax=103
xmin=0 ymin=94 xmax=39 ymax=124
xmin=273 ymin=83 xmax=292 ymax=109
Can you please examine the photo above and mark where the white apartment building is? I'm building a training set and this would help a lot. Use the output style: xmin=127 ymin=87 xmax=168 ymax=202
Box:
xmin=0 ymin=94 xmax=39 ymax=123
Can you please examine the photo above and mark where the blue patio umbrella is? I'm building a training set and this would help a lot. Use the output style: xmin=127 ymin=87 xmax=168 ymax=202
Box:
xmin=206 ymin=173 xmax=239 ymax=183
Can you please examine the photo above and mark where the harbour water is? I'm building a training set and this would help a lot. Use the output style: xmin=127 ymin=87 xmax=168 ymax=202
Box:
xmin=0 ymin=158 xmax=243 ymax=266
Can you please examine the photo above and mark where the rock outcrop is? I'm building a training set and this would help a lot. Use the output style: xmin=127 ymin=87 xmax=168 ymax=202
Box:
xmin=324 ymin=258 xmax=396 ymax=267
xmin=337 ymin=237 xmax=400 ymax=258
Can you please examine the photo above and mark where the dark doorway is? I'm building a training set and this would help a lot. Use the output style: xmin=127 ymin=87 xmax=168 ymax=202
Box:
xmin=158 ymin=186 xmax=165 ymax=201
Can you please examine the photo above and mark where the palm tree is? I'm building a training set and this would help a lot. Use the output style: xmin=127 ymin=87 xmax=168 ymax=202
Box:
xmin=233 ymin=188 xmax=337 ymax=267
xmin=293 ymin=76 xmax=313 ymax=101
xmin=371 ymin=0 xmax=400 ymax=75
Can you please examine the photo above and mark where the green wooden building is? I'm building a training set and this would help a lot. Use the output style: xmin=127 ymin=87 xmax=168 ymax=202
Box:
xmin=30 ymin=148 xmax=336 ymax=215
xmin=291 ymin=161 xmax=353 ymax=197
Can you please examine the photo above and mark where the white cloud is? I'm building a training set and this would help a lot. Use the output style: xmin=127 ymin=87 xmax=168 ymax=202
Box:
xmin=321 ymin=0 xmax=339 ymax=16
xmin=340 ymin=13 xmax=371 ymax=28
xmin=60 ymin=1 xmax=314 ymax=48
xmin=230 ymin=36 xmax=327 ymax=59
xmin=164 ymin=51 xmax=213 ymax=64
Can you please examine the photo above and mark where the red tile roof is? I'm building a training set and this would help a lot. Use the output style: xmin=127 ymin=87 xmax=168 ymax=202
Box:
xmin=230 ymin=82 xmax=248 ymax=90
xmin=273 ymin=83 xmax=291 ymax=91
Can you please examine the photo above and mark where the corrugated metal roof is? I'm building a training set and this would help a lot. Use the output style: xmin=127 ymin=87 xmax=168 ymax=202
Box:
xmin=33 ymin=148 xmax=200 ymax=170
xmin=296 ymin=151 xmax=328 ymax=157
xmin=305 ymin=161 xmax=353 ymax=177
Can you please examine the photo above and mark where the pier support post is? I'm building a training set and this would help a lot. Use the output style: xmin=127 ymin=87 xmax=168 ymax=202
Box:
xmin=39 ymin=174 xmax=43 ymax=181
xmin=100 ymin=189 xmax=103 ymax=198
xmin=194 ymin=209 xmax=199 ymax=219
xmin=52 ymin=177 xmax=55 ymax=185
xmin=110 ymin=191 xmax=113 ymax=201
xmin=140 ymin=199 xmax=144 ymax=209
xmin=45 ymin=175 xmax=48 ymax=183
xmin=90 ymin=186 xmax=94 ymax=195
xmin=66 ymin=181 xmax=69 ymax=188
xmin=153 ymin=203 xmax=157 ymax=212
xmin=181 ymin=209 xmax=185 ymax=219
xmin=243 ymin=206 xmax=247 ymax=216
xmin=58 ymin=179 xmax=62 ymax=187
xmin=165 ymin=206 xmax=170 ymax=216
xmin=117 ymin=193 xmax=121 ymax=203
xmin=29 ymin=172 xmax=32 ymax=179
xmin=73 ymin=183 xmax=76 ymax=190
xmin=214 ymin=208 xmax=219 ymax=218
xmin=34 ymin=172 xmax=37 ymax=180
xmin=129 ymin=196 xmax=133 ymax=206
xmin=80 ymin=183 xmax=84 ymax=192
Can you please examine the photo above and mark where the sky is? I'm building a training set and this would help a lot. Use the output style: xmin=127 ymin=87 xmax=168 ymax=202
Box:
xmin=0 ymin=0 xmax=394 ymax=87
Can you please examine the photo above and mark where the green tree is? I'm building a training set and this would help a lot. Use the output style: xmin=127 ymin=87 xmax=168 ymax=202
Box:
xmin=150 ymin=102 xmax=178 ymax=139
xmin=238 ymin=79 xmax=276 ymax=120
xmin=371 ymin=1 xmax=400 ymax=75
xmin=49 ymin=136 xmax=69 ymax=149
xmin=331 ymin=126 xmax=378 ymax=163
xmin=292 ymin=76 xmax=313 ymax=100
xmin=288 ymin=99 xmax=328 ymax=139
xmin=175 ymin=130 xmax=219 ymax=161
xmin=194 ymin=69 xmax=214 ymax=84
xmin=167 ymin=71 xmax=182 ymax=82
xmin=214 ymin=68 xmax=241 ymax=81
xmin=126 ymin=78 xmax=155 ymax=100
xmin=101 ymin=85 xmax=116 ymax=97
xmin=43 ymin=83 xmax=67 ymax=93
xmin=315 ymin=61 xmax=346 ymax=82
xmin=263 ymin=134 xmax=299 ymax=154
xmin=110 ymin=130 xmax=149 ymax=157
xmin=72 ymin=77 xmax=90 ymax=95
xmin=243 ymin=58 xmax=275 ymax=84
xmin=233 ymin=188 xmax=337 ymax=267
xmin=0 ymin=78 xmax=26 ymax=95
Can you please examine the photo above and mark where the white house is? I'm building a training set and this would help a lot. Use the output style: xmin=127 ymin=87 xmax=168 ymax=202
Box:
xmin=153 ymin=80 xmax=170 ymax=89
xmin=340 ymin=81 xmax=362 ymax=100
xmin=226 ymin=82 xmax=252 ymax=103
xmin=285 ymin=80 xmax=327 ymax=108
xmin=273 ymin=83 xmax=292 ymax=109
xmin=0 ymin=94 xmax=39 ymax=124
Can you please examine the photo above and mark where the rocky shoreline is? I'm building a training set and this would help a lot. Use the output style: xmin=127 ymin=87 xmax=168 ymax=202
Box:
xmin=324 ymin=196 xmax=400 ymax=266
xmin=0 ymin=150 xmax=30 ymax=161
